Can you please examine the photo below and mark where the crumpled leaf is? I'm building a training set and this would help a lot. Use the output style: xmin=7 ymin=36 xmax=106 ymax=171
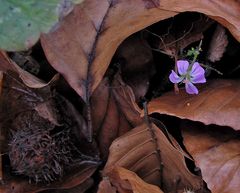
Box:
xmin=91 ymin=73 xmax=143 ymax=159
xmin=146 ymin=79 xmax=240 ymax=131
xmin=0 ymin=51 xmax=59 ymax=89
xmin=104 ymin=123 xmax=202 ymax=193
xmin=181 ymin=121 xmax=240 ymax=193
xmin=207 ymin=24 xmax=228 ymax=62
xmin=98 ymin=167 xmax=164 ymax=193
xmin=41 ymin=0 xmax=240 ymax=102
xmin=0 ymin=0 xmax=84 ymax=51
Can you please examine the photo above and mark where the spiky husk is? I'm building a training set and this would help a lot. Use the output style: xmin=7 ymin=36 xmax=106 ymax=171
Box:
xmin=9 ymin=127 xmax=73 ymax=183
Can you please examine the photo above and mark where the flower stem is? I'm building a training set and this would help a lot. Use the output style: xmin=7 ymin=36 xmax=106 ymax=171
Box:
xmin=174 ymin=55 xmax=179 ymax=93
xmin=188 ymin=40 xmax=202 ymax=71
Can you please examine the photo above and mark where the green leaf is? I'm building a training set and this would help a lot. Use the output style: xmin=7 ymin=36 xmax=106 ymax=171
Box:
xmin=0 ymin=0 xmax=83 ymax=51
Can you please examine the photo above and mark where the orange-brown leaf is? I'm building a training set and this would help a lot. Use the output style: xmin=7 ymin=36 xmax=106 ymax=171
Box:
xmin=104 ymin=123 xmax=202 ymax=193
xmin=181 ymin=121 xmax=240 ymax=193
xmin=91 ymin=74 xmax=143 ymax=159
xmin=40 ymin=0 xmax=175 ymax=101
xmin=41 ymin=0 xmax=240 ymax=102
xmin=147 ymin=80 xmax=240 ymax=131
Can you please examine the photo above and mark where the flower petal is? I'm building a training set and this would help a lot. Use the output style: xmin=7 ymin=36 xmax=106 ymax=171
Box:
xmin=185 ymin=81 xmax=198 ymax=94
xmin=191 ymin=73 xmax=206 ymax=83
xmin=169 ymin=70 xmax=183 ymax=83
xmin=190 ymin=62 xmax=206 ymax=83
xmin=177 ymin=60 xmax=189 ymax=75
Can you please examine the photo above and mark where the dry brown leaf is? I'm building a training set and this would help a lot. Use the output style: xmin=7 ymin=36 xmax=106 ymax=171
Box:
xmin=0 ymin=163 xmax=97 ymax=193
xmin=40 ymin=0 xmax=240 ymax=103
xmin=0 ymin=71 xmax=3 ymax=181
xmin=181 ymin=121 xmax=240 ymax=193
xmin=146 ymin=79 xmax=240 ymax=131
xmin=91 ymin=73 xmax=143 ymax=159
xmin=0 ymin=71 xmax=3 ymax=96
xmin=0 ymin=51 xmax=59 ymax=89
xmin=40 ymin=0 xmax=176 ymax=102
xmin=0 ymin=51 xmax=15 ymax=72
xmin=103 ymin=123 xmax=202 ymax=193
xmin=207 ymin=24 xmax=228 ymax=62
xmin=97 ymin=178 xmax=117 ymax=193
xmin=41 ymin=178 xmax=94 ymax=193
xmin=100 ymin=167 xmax=164 ymax=193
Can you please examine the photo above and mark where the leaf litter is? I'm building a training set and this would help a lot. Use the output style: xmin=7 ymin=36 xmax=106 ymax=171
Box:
xmin=1 ymin=1 xmax=240 ymax=193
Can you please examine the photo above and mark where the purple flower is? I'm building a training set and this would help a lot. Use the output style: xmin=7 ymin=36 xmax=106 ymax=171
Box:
xmin=169 ymin=60 xmax=206 ymax=94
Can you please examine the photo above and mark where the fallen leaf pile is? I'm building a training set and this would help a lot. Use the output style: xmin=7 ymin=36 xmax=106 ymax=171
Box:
xmin=1 ymin=1 xmax=240 ymax=193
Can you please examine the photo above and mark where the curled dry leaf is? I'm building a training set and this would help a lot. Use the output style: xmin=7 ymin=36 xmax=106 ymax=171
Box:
xmin=0 ymin=51 xmax=59 ymax=89
xmin=207 ymin=24 xmax=228 ymax=62
xmin=146 ymin=80 xmax=240 ymax=131
xmin=181 ymin=121 xmax=240 ymax=193
xmin=91 ymin=73 xmax=143 ymax=159
xmin=103 ymin=123 xmax=202 ymax=193
xmin=41 ymin=0 xmax=240 ymax=102
xmin=99 ymin=167 xmax=164 ymax=193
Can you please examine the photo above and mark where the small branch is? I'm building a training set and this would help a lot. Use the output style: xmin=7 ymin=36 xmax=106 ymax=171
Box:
xmin=200 ymin=63 xmax=223 ymax=75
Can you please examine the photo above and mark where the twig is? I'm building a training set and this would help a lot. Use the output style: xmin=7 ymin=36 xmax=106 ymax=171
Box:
xmin=200 ymin=63 xmax=223 ymax=75
xmin=164 ymin=23 xmax=194 ymax=48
